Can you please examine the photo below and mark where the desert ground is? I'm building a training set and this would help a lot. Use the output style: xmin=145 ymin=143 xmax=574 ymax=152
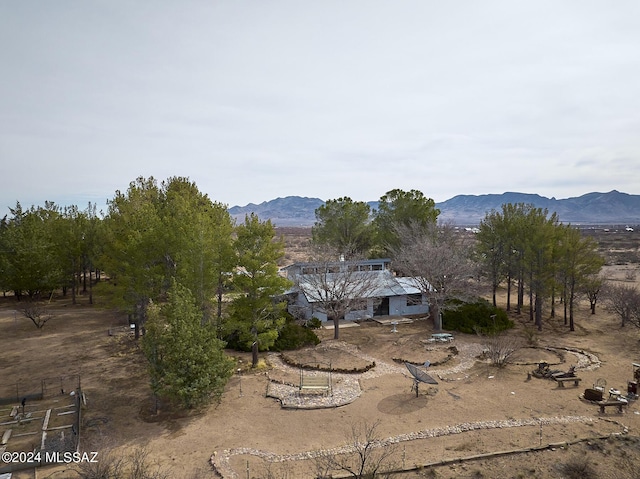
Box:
xmin=1 ymin=227 xmax=639 ymax=479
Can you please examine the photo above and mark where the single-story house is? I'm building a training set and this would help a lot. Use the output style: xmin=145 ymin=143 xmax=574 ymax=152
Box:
xmin=282 ymin=258 xmax=431 ymax=322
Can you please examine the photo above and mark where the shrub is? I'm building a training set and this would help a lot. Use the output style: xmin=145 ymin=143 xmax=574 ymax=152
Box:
xmin=558 ymin=457 xmax=597 ymax=479
xmin=307 ymin=317 xmax=323 ymax=329
xmin=483 ymin=333 xmax=522 ymax=368
xmin=272 ymin=320 xmax=320 ymax=351
xmin=522 ymin=326 xmax=538 ymax=346
xmin=442 ymin=299 xmax=513 ymax=334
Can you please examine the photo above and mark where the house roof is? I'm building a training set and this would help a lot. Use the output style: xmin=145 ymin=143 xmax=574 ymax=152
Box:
xmin=290 ymin=270 xmax=429 ymax=304
xmin=283 ymin=258 xmax=392 ymax=269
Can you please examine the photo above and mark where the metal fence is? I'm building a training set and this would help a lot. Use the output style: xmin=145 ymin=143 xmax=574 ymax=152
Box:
xmin=0 ymin=374 xmax=81 ymax=405
xmin=0 ymin=377 xmax=82 ymax=475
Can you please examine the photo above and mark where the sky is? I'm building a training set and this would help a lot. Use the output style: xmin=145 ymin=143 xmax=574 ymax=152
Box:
xmin=2 ymin=1 xmax=640 ymax=216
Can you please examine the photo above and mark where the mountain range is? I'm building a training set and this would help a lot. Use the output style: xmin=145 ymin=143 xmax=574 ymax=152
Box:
xmin=228 ymin=190 xmax=640 ymax=227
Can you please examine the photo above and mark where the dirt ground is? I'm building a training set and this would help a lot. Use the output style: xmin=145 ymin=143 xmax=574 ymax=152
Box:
xmin=1 ymin=228 xmax=640 ymax=479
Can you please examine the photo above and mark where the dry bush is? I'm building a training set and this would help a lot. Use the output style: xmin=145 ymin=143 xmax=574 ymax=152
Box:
xmin=22 ymin=301 xmax=55 ymax=329
xmin=557 ymin=456 xmax=597 ymax=479
xmin=482 ymin=333 xmax=523 ymax=368
xmin=521 ymin=327 xmax=538 ymax=346
xmin=257 ymin=461 xmax=296 ymax=479
xmin=313 ymin=420 xmax=398 ymax=479
xmin=74 ymin=446 xmax=172 ymax=479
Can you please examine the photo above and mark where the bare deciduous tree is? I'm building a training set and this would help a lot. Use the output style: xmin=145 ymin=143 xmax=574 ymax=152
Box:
xmin=22 ymin=301 xmax=54 ymax=329
xmin=584 ymin=273 xmax=605 ymax=315
xmin=604 ymin=283 xmax=640 ymax=327
xmin=392 ymin=222 xmax=478 ymax=331
xmin=314 ymin=420 xmax=398 ymax=479
xmin=290 ymin=249 xmax=383 ymax=340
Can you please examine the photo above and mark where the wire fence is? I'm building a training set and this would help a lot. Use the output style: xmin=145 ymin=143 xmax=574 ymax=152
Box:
xmin=0 ymin=375 xmax=82 ymax=474
xmin=0 ymin=374 xmax=81 ymax=405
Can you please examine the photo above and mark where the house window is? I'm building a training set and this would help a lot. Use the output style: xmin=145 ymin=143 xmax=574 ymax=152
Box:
xmin=407 ymin=293 xmax=422 ymax=305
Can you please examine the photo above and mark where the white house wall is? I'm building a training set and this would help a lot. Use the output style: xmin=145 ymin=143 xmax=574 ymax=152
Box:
xmin=390 ymin=295 xmax=430 ymax=316
xmin=290 ymin=293 xmax=328 ymax=322
xmin=288 ymin=294 xmax=429 ymax=323
xmin=403 ymin=300 xmax=430 ymax=316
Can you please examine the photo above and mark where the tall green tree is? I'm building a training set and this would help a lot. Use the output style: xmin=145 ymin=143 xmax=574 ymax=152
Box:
xmin=1 ymin=202 xmax=63 ymax=298
xmin=312 ymin=197 xmax=374 ymax=259
xmin=477 ymin=204 xmax=604 ymax=332
xmin=50 ymin=202 xmax=103 ymax=305
xmin=102 ymin=176 xmax=234 ymax=338
xmin=142 ymin=280 xmax=234 ymax=409
xmin=102 ymin=177 xmax=165 ymax=338
xmin=479 ymin=203 xmax=556 ymax=321
xmin=523 ymin=208 xmax=559 ymax=330
xmin=476 ymin=203 xmax=521 ymax=312
xmin=476 ymin=210 xmax=508 ymax=307
xmin=227 ymin=214 xmax=290 ymax=367
xmin=501 ymin=203 xmax=526 ymax=312
xmin=556 ymin=226 xmax=605 ymax=331
xmin=0 ymin=216 xmax=10 ymax=294
xmin=52 ymin=205 xmax=88 ymax=304
xmin=374 ymin=189 xmax=439 ymax=255
xmin=159 ymin=178 xmax=235 ymax=324
xmin=206 ymin=203 xmax=236 ymax=331
xmin=80 ymin=202 xmax=103 ymax=305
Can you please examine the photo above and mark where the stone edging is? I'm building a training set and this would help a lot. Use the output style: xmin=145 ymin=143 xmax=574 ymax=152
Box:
xmin=210 ymin=415 xmax=605 ymax=478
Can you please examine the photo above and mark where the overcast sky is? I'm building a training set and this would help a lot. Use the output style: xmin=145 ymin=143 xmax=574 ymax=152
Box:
xmin=2 ymin=1 xmax=640 ymax=215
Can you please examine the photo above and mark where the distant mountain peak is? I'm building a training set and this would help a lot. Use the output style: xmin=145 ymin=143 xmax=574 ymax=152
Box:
xmin=229 ymin=196 xmax=325 ymax=226
xmin=228 ymin=191 xmax=640 ymax=226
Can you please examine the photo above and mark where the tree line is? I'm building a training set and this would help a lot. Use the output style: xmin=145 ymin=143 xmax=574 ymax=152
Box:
xmin=3 ymin=178 xmax=634 ymax=408
xmin=0 ymin=176 xmax=291 ymax=408
xmin=310 ymin=192 xmax=618 ymax=333
xmin=475 ymin=203 xmax=606 ymax=331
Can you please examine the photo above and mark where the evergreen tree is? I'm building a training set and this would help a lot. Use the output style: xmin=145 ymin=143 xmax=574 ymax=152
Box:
xmin=52 ymin=205 xmax=87 ymax=304
xmin=476 ymin=210 xmax=508 ymax=307
xmin=374 ymin=189 xmax=439 ymax=255
xmin=102 ymin=177 xmax=165 ymax=338
xmin=142 ymin=280 xmax=234 ymax=409
xmin=312 ymin=197 xmax=374 ymax=259
xmin=476 ymin=204 xmax=604 ymax=331
xmin=522 ymin=207 xmax=559 ymax=330
xmin=102 ymin=176 xmax=235 ymax=338
xmin=160 ymin=178 xmax=235 ymax=324
xmin=227 ymin=214 xmax=290 ymax=367
xmin=557 ymin=226 xmax=604 ymax=330
xmin=1 ymin=202 xmax=62 ymax=298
